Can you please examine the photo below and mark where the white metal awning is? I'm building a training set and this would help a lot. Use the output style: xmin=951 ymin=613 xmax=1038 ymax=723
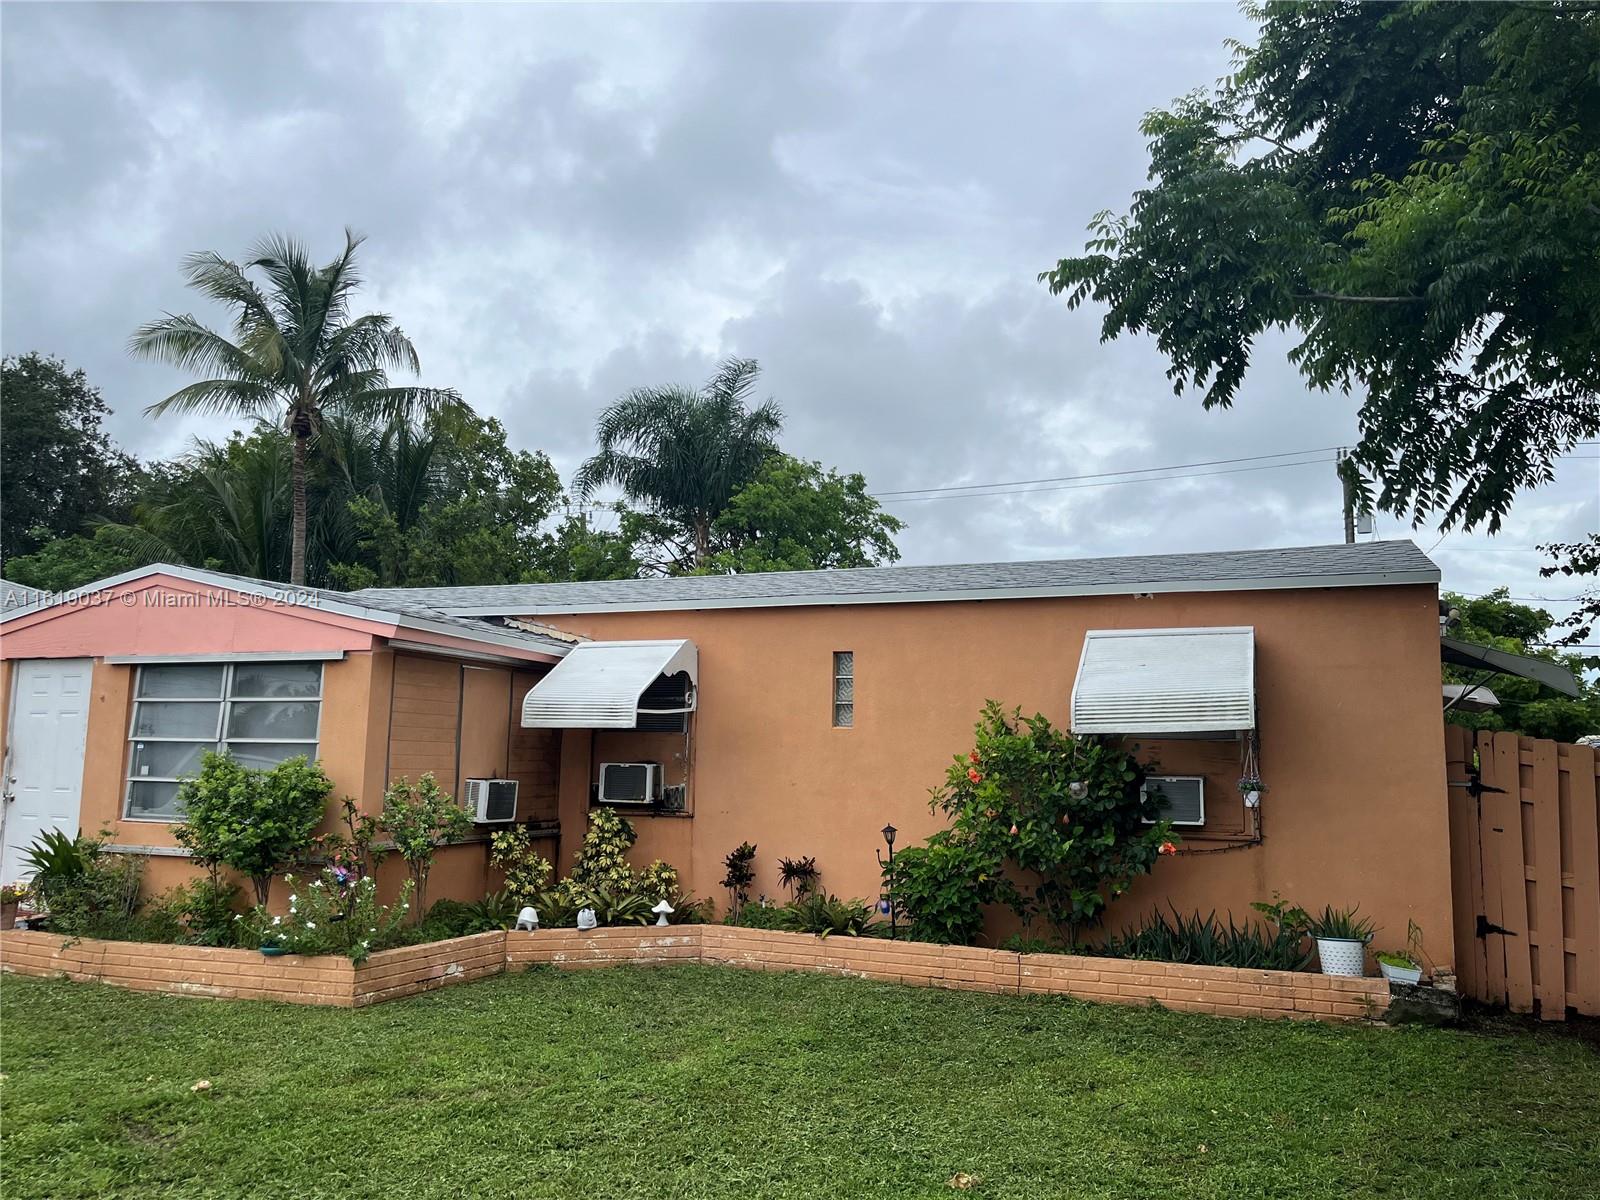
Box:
xmin=520 ymin=639 xmax=698 ymax=729
xmin=1071 ymin=627 xmax=1255 ymax=737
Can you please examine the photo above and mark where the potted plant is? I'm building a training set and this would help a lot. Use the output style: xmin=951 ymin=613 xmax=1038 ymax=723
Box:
xmin=1377 ymin=920 xmax=1426 ymax=985
xmin=1308 ymin=904 xmax=1375 ymax=977
xmin=1 ymin=881 xmax=28 ymax=929
xmin=1237 ymin=773 xmax=1265 ymax=808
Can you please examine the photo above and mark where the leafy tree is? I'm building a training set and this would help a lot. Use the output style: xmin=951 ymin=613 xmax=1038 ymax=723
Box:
xmin=574 ymin=357 xmax=783 ymax=570
xmin=3 ymin=526 xmax=151 ymax=592
xmin=1 ymin=353 xmax=141 ymax=562
xmin=703 ymin=454 xmax=905 ymax=574
xmin=131 ymin=229 xmax=463 ymax=585
xmin=1042 ymin=2 xmax=1599 ymax=536
xmin=527 ymin=505 xmax=648 ymax=583
xmin=1540 ymin=534 xmax=1600 ymax=649
xmin=380 ymin=773 xmax=473 ymax=922
xmin=325 ymin=413 xmax=562 ymax=588
xmin=173 ymin=753 xmax=333 ymax=906
xmin=1444 ymin=588 xmax=1600 ymax=742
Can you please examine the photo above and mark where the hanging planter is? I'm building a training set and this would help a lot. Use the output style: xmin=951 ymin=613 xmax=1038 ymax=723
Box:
xmin=1238 ymin=774 xmax=1265 ymax=809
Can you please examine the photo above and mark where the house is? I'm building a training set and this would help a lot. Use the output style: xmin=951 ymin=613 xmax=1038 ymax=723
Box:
xmin=0 ymin=541 xmax=1456 ymax=965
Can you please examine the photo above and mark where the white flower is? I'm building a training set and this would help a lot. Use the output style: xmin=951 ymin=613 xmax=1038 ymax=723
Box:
xmin=271 ymin=916 xmax=281 ymax=926
xmin=306 ymin=922 xmax=316 ymax=930
xmin=311 ymin=880 xmax=323 ymax=889
xmin=289 ymin=894 xmax=298 ymax=904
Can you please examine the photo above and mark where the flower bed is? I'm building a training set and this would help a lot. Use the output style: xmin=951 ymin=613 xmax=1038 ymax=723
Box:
xmin=1 ymin=926 xmax=1390 ymax=1021
xmin=0 ymin=929 xmax=501 ymax=1008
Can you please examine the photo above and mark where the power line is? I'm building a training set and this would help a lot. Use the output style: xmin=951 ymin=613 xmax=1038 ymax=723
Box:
xmin=870 ymin=445 xmax=1344 ymax=499
xmin=874 ymin=455 xmax=1337 ymax=505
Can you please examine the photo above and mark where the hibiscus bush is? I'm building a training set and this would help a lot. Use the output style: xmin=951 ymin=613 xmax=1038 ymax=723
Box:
xmin=885 ymin=702 xmax=1175 ymax=945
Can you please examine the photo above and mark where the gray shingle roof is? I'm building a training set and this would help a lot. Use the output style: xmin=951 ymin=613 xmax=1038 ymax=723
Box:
xmin=347 ymin=540 xmax=1439 ymax=617
xmin=0 ymin=579 xmax=46 ymax=613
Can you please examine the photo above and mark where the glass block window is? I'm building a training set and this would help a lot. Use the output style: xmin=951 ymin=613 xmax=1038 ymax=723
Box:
xmin=125 ymin=661 xmax=323 ymax=820
xmin=832 ymin=651 xmax=854 ymax=728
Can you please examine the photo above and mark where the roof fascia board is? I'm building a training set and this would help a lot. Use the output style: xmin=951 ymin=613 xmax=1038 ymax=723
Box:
xmin=433 ymin=567 xmax=1442 ymax=618
xmin=105 ymin=650 xmax=346 ymax=665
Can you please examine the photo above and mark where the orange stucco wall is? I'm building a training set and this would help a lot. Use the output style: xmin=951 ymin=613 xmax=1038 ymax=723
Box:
xmin=541 ymin=583 xmax=1454 ymax=967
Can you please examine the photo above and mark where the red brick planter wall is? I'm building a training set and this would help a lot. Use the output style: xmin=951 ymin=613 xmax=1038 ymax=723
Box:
xmin=3 ymin=926 xmax=1389 ymax=1021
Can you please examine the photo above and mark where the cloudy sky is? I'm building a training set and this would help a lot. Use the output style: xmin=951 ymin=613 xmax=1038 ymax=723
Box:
xmin=3 ymin=2 xmax=1593 ymax=619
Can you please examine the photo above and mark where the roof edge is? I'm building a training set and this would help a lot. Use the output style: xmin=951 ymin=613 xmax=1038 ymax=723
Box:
xmin=435 ymin=565 xmax=1441 ymax=617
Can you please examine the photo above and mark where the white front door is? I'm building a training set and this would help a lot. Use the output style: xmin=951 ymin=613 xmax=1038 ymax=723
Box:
xmin=2 ymin=659 xmax=92 ymax=883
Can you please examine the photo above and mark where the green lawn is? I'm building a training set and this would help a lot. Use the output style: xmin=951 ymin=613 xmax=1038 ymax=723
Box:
xmin=1 ymin=968 xmax=1596 ymax=1199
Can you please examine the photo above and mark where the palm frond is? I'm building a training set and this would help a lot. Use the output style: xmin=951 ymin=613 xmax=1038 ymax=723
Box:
xmin=129 ymin=315 xmax=268 ymax=378
xmin=143 ymin=377 xmax=281 ymax=419
xmin=337 ymin=385 xmax=466 ymax=427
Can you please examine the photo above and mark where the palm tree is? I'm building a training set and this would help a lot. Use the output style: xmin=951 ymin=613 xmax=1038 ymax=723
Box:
xmin=574 ymin=357 xmax=783 ymax=569
xmin=130 ymin=229 xmax=462 ymax=585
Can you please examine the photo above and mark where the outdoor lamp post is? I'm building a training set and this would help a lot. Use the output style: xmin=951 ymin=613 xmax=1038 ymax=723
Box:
xmin=876 ymin=824 xmax=898 ymax=939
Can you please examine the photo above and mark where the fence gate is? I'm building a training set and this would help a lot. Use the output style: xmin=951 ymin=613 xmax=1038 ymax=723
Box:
xmin=1445 ymin=725 xmax=1600 ymax=1019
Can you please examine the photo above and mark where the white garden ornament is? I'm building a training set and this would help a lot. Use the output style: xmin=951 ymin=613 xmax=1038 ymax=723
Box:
xmin=652 ymin=899 xmax=674 ymax=927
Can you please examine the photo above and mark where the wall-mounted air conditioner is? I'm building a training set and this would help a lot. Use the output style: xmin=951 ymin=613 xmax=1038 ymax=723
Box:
xmin=463 ymin=778 xmax=519 ymax=823
xmin=1141 ymin=776 xmax=1205 ymax=826
xmin=598 ymin=762 xmax=658 ymax=805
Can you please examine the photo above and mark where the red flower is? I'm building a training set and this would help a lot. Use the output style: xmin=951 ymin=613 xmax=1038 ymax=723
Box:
xmin=967 ymin=767 xmax=983 ymax=784
xmin=1009 ymin=823 xmax=1020 ymax=836
xmin=1158 ymin=841 xmax=1177 ymax=856
xmin=969 ymin=750 xmax=981 ymax=764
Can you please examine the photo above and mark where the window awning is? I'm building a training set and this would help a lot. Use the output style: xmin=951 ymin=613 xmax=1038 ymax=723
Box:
xmin=520 ymin=639 xmax=698 ymax=729
xmin=1071 ymin=626 xmax=1255 ymax=737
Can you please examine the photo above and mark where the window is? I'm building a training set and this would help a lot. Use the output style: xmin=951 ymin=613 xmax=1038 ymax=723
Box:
xmin=832 ymin=651 xmax=854 ymax=728
xmin=125 ymin=661 xmax=323 ymax=820
xmin=1142 ymin=776 xmax=1205 ymax=826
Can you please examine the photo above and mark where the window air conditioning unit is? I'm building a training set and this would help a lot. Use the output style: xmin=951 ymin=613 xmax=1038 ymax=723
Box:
xmin=1142 ymin=776 xmax=1205 ymax=826
xmin=598 ymin=762 xmax=659 ymax=805
xmin=463 ymin=778 xmax=519 ymax=823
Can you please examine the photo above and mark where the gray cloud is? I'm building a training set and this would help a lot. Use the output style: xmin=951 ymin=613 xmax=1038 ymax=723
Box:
xmin=3 ymin=2 xmax=1593 ymax=619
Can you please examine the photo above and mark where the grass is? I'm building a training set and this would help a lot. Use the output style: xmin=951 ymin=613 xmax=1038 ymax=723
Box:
xmin=2 ymin=967 xmax=1597 ymax=1199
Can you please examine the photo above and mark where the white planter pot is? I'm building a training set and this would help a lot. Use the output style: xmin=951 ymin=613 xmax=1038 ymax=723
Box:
xmin=1316 ymin=936 xmax=1368 ymax=977
xmin=1379 ymin=960 xmax=1423 ymax=986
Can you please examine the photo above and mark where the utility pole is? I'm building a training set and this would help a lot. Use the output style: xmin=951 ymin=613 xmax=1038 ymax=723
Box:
xmin=1338 ymin=448 xmax=1356 ymax=544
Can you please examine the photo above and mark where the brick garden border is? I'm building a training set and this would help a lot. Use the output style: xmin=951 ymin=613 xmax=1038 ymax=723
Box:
xmin=1 ymin=925 xmax=1389 ymax=1021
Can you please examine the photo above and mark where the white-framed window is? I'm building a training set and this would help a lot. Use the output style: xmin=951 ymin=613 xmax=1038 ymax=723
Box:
xmin=832 ymin=651 xmax=854 ymax=728
xmin=1142 ymin=776 xmax=1205 ymax=826
xmin=125 ymin=661 xmax=323 ymax=820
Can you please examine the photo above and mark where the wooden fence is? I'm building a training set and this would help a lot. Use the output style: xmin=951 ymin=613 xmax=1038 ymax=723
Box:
xmin=1445 ymin=725 xmax=1600 ymax=1019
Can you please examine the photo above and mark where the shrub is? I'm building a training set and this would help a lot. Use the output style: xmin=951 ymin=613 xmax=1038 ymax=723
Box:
xmin=882 ymin=834 xmax=1000 ymax=945
xmin=639 ymin=860 xmax=681 ymax=903
xmin=146 ymin=877 xmax=244 ymax=946
xmin=40 ymin=853 xmax=146 ymax=940
xmin=313 ymin=796 xmax=387 ymax=879
xmin=244 ymin=869 xmax=413 ymax=963
xmin=721 ymin=842 xmax=757 ymax=915
xmin=568 ymin=808 xmax=638 ymax=895
xmin=790 ymin=893 xmax=877 ymax=937
xmin=465 ymin=889 xmax=519 ymax=932
xmin=20 ymin=827 xmax=102 ymax=911
xmin=727 ymin=894 xmax=880 ymax=937
xmin=778 ymin=856 xmax=819 ymax=899
xmin=885 ymin=702 xmax=1173 ymax=944
xmin=381 ymin=774 xmax=473 ymax=923
xmin=488 ymin=826 xmax=555 ymax=906
xmin=174 ymin=753 xmax=332 ymax=906
xmin=1098 ymin=906 xmax=1314 ymax=971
